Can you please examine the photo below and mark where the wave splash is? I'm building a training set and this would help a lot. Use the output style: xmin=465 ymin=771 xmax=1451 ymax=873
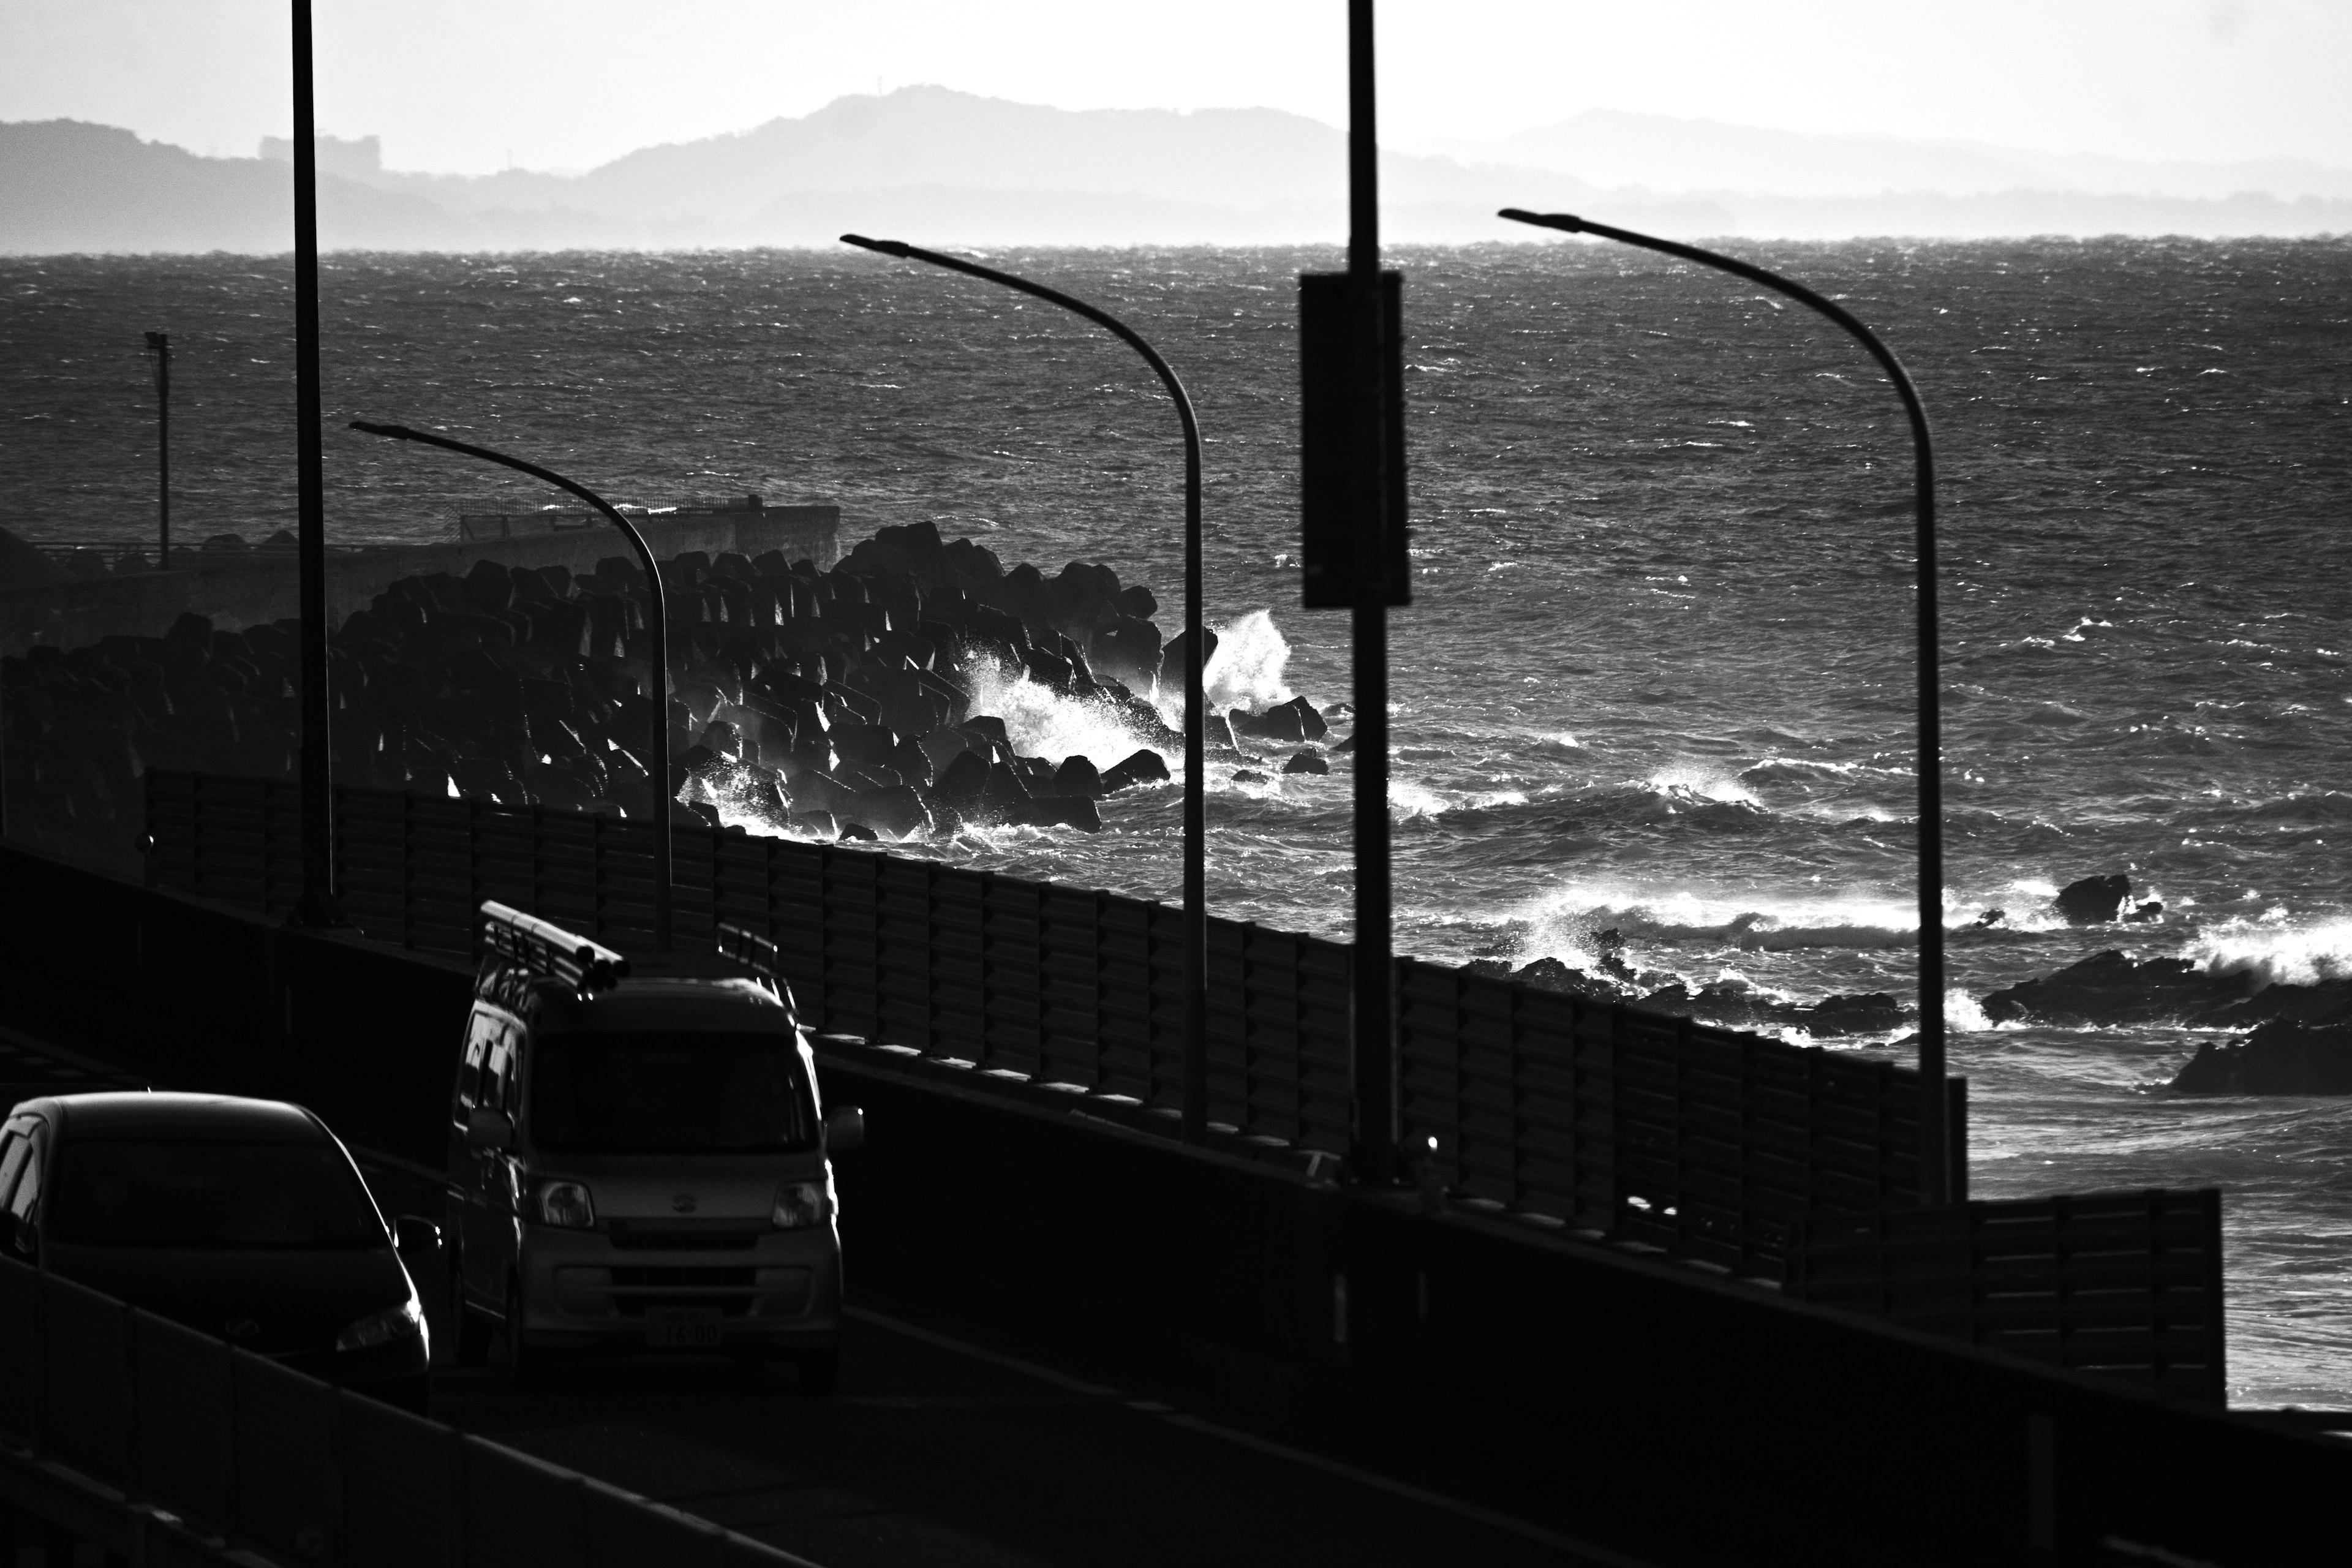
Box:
xmin=2190 ymin=919 xmax=2352 ymax=990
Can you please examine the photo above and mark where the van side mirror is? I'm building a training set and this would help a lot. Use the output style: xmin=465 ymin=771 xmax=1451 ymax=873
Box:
xmin=393 ymin=1215 xmax=443 ymax=1254
xmin=826 ymin=1106 xmax=864 ymax=1153
xmin=464 ymin=1109 xmax=514 ymax=1154
xmin=5 ymin=1214 xmax=34 ymax=1260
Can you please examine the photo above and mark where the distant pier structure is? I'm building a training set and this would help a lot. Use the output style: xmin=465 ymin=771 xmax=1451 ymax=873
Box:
xmin=0 ymin=496 xmax=838 ymax=653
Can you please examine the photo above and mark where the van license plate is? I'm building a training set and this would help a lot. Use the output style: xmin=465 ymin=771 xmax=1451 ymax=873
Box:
xmin=645 ymin=1309 xmax=722 ymax=1348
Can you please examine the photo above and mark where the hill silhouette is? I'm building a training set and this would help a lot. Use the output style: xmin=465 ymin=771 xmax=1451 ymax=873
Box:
xmin=5 ymin=89 xmax=2347 ymax=253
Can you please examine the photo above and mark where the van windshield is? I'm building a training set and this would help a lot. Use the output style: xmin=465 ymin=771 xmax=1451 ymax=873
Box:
xmin=51 ymin=1139 xmax=385 ymax=1249
xmin=529 ymin=1032 xmax=816 ymax=1154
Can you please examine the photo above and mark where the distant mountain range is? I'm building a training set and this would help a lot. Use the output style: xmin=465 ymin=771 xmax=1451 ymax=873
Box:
xmin=5 ymin=88 xmax=2348 ymax=254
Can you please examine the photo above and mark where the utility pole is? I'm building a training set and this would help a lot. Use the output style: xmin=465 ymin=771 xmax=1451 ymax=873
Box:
xmin=144 ymin=331 xmax=170 ymax=568
xmin=1300 ymin=0 xmax=1407 ymax=1185
xmin=291 ymin=0 xmax=341 ymax=928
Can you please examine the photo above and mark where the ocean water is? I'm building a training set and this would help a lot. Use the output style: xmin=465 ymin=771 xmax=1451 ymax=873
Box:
xmin=6 ymin=239 xmax=2351 ymax=1404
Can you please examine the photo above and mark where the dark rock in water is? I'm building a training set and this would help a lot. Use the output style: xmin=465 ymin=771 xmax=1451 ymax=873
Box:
xmin=1231 ymin=703 xmax=1306 ymax=744
xmin=931 ymin=748 xmax=992 ymax=809
xmin=1231 ymin=769 xmax=1269 ymax=784
xmin=1268 ymin=695 xmax=1327 ymax=741
xmin=2172 ymin=1022 xmax=2352 ymax=1095
xmin=1101 ymin=748 xmax=1170 ymax=792
xmin=2055 ymin=873 xmax=2133 ymax=925
xmin=1972 ymin=908 xmax=2006 ymax=929
xmin=1328 ymin=733 xmax=1356 ymax=755
xmin=1054 ymin=756 xmax=1104 ymax=797
xmin=683 ymin=799 xmax=723 ymax=830
xmin=1012 ymin=796 xmax=1102 ymax=832
xmin=1282 ymin=749 xmax=1329 ymax=776
xmin=1502 ymin=956 xmax=1631 ymax=1003
xmin=1981 ymin=950 xmax=2227 ymax=1027
xmin=2127 ymin=900 xmax=2166 ymax=924
xmin=791 ymin=810 xmax=839 ymax=839
xmin=1796 ymin=993 xmax=1909 ymax=1037
xmin=837 ymin=821 xmax=879 ymax=842
xmin=1162 ymin=627 xmax=1218 ymax=689
xmin=1980 ymin=949 xmax=2352 ymax=1030
xmin=1089 ymin=614 xmax=1164 ymax=690
xmin=962 ymin=715 xmax=1010 ymax=748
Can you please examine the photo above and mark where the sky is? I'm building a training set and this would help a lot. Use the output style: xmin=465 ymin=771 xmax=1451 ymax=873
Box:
xmin=2 ymin=0 xmax=2349 ymax=176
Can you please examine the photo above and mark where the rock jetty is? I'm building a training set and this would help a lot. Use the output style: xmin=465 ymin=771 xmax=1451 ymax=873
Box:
xmin=2 ymin=521 xmax=1319 ymax=870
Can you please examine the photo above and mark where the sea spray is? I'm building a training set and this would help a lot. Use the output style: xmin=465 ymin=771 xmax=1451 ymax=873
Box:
xmin=1155 ymin=609 xmax=1297 ymax=723
xmin=965 ymin=655 xmax=1171 ymax=772
xmin=2190 ymin=918 xmax=2352 ymax=991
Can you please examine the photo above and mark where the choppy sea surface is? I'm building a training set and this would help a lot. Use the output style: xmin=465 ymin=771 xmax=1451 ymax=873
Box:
xmin=6 ymin=239 xmax=2351 ymax=1404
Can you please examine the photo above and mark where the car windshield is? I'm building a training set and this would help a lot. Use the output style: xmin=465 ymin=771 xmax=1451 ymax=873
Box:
xmin=529 ymin=1031 xmax=816 ymax=1154
xmin=50 ymin=1139 xmax=385 ymax=1249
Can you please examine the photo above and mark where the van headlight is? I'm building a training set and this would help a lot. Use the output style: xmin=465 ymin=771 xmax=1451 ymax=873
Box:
xmin=771 ymin=1181 xmax=831 ymax=1231
xmin=337 ymin=1294 xmax=425 ymax=1352
xmin=538 ymin=1180 xmax=595 ymax=1229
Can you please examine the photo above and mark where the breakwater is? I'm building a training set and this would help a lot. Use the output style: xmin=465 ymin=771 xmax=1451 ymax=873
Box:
xmin=0 ymin=499 xmax=837 ymax=654
xmin=2 ymin=517 xmax=1336 ymax=875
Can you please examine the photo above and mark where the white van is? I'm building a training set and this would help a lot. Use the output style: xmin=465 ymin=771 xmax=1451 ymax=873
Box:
xmin=443 ymin=903 xmax=861 ymax=1390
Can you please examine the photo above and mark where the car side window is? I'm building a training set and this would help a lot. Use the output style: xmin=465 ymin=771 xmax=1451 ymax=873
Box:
xmin=7 ymin=1128 xmax=45 ymax=1224
xmin=458 ymin=1008 xmax=500 ymax=1112
xmin=0 ymin=1128 xmax=29 ymax=1212
xmin=484 ymin=1026 xmax=516 ymax=1115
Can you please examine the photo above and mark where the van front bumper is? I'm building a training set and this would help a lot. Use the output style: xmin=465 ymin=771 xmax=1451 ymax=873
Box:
xmin=514 ymin=1223 xmax=842 ymax=1355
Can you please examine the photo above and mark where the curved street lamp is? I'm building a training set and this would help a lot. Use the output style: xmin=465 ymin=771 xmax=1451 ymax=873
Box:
xmin=837 ymin=234 xmax=1212 ymax=1147
xmin=1497 ymin=207 xmax=1953 ymax=1204
xmin=350 ymin=421 xmax=677 ymax=952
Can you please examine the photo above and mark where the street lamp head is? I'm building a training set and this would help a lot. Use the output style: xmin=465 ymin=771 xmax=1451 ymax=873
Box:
xmin=1498 ymin=208 xmax=1589 ymax=235
xmin=840 ymin=234 xmax=914 ymax=258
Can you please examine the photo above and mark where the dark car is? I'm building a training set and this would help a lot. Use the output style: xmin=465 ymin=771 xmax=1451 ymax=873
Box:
xmin=0 ymin=1091 xmax=436 ymax=1409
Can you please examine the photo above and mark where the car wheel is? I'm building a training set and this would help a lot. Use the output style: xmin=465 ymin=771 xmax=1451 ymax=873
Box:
xmin=797 ymin=1351 xmax=839 ymax=1395
xmin=448 ymin=1254 xmax=491 ymax=1366
xmin=505 ymin=1272 xmax=543 ymax=1392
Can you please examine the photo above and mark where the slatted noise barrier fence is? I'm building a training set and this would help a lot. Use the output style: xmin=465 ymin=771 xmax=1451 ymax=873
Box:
xmin=141 ymin=772 xmax=2224 ymax=1399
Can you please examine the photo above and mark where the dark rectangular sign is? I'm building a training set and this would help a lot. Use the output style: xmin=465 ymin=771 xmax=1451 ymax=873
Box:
xmin=1298 ymin=270 xmax=1409 ymax=608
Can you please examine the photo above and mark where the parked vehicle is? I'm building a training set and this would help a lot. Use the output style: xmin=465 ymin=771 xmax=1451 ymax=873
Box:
xmin=0 ymin=1090 xmax=437 ymax=1411
xmin=445 ymin=903 xmax=861 ymax=1391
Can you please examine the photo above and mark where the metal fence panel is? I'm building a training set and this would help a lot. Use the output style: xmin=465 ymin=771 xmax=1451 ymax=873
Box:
xmin=230 ymin=1349 xmax=340 ymax=1562
xmin=339 ymin=1392 xmax=457 ymax=1568
xmin=40 ymin=1272 xmax=129 ymax=1481
xmin=130 ymin=1308 xmax=232 ymax=1531
xmin=0 ymin=1254 xmax=39 ymax=1444
xmin=580 ymin=1479 xmax=723 ymax=1568
xmin=1785 ymin=1188 xmax=2227 ymax=1404
xmin=462 ymin=1434 xmax=581 ymax=1568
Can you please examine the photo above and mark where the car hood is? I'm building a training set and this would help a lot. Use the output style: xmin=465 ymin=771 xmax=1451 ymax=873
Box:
xmin=48 ymin=1244 xmax=415 ymax=1355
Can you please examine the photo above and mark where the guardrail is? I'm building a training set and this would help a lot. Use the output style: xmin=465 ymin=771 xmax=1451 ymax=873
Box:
xmin=1786 ymin=1188 xmax=2226 ymax=1403
xmin=0 ymin=1254 xmax=810 ymax=1567
xmin=148 ymin=770 xmax=1956 ymax=1277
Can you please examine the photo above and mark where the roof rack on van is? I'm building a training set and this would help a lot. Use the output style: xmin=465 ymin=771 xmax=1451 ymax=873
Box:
xmin=715 ymin=921 xmax=781 ymax=989
xmin=480 ymin=901 xmax=630 ymax=993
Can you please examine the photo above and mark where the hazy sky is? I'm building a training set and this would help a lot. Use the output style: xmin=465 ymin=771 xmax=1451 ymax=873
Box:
xmin=4 ymin=0 xmax=2348 ymax=176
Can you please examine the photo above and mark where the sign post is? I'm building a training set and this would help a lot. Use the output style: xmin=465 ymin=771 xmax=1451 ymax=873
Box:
xmin=1300 ymin=0 xmax=1407 ymax=1185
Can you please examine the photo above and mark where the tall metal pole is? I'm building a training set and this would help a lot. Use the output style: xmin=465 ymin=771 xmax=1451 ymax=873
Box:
xmin=145 ymin=331 xmax=170 ymax=569
xmin=1499 ymin=207 xmax=1950 ymax=1202
xmin=1346 ymin=0 xmax=1398 ymax=1185
xmin=290 ymin=0 xmax=340 ymax=928
xmin=836 ymin=235 xmax=1212 ymax=1145
xmin=351 ymin=423 xmax=676 ymax=951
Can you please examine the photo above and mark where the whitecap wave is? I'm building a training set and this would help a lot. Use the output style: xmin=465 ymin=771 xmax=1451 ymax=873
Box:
xmin=2190 ymin=919 xmax=2352 ymax=991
